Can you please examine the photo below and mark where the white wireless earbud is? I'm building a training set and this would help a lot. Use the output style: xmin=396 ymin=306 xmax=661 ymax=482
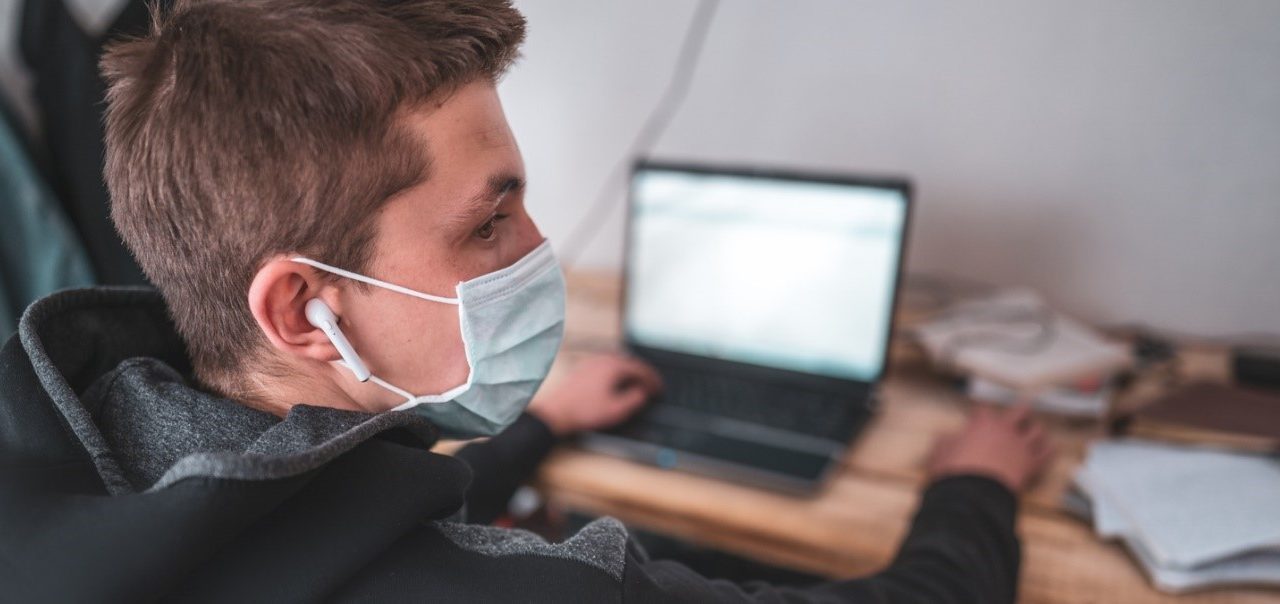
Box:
xmin=304 ymin=298 xmax=371 ymax=382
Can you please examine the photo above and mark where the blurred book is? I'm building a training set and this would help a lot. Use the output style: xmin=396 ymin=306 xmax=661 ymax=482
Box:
xmin=915 ymin=289 xmax=1131 ymax=392
xmin=1072 ymin=439 xmax=1280 ymax=593
xmin=1115 ymin=382 xmax=1280 ymax=453
xmin=967 ymin=376 xmax=1112 ymax=417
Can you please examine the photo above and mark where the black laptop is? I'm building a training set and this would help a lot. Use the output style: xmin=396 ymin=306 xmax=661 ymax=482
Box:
xmin=581 ymin=161 xmax=913 ymax=494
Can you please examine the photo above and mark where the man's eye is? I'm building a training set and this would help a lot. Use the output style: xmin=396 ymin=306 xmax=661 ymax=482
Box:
xmin=474 ymin=214 xmax=508 ymax=241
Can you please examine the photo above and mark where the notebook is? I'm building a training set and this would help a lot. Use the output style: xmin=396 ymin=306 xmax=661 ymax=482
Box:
xmin=1117 ymin=382 xmax=1280 ymax=453
xmin=1077 ymin=439 xmax=1280 ymax=570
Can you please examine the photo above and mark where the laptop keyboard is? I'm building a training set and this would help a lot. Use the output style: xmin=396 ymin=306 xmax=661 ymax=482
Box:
xmin=655 ymin=367 xmax=859 ymax=441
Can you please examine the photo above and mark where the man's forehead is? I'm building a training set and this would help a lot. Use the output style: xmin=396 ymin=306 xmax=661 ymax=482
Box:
xmin=474 ymin=123 xmax=517 ymax=149
xmin=401 ymin=97 xmax=517 ymax=167
xmin=389 ymin=84 xmax=521 ymax=213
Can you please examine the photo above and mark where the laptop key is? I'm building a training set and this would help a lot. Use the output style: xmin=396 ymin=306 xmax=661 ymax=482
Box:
xmin=658 ymin=369 xmax=854 ymax=440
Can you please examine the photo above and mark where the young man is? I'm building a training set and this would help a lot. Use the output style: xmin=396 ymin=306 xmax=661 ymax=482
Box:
xmin=0 ymin=0 xmax=1052 ymax=601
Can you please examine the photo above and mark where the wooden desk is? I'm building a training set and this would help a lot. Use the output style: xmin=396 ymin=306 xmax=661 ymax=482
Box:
xmin=534 ymin=271 xmax=1279 ymax=604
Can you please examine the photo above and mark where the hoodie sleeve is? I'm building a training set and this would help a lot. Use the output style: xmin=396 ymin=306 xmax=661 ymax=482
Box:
xmin=453 ymin=412 xmax=559 ymax=524
xmin=620 ymin=475 xmax=1021 ymax=604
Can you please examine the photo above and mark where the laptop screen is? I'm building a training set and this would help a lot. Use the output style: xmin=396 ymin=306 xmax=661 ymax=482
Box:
xmin=624 ymin=165 xmax=909 ymax=382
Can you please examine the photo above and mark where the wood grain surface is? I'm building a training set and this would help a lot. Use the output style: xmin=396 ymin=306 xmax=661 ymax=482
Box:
xmin=533 ymin=271 xmax=1279 ymax=603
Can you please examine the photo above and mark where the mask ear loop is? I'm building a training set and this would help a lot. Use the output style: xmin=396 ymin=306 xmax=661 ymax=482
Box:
xmin=358 ymin=368 xmax=413 ymax=399
xmin=290 ymin=256 xmax=474 ymax=410
xmin=290 ymin=257 xmax=461 ymax=305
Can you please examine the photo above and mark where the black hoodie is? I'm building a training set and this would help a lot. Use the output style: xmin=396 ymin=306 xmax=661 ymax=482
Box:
xmin=0 ymin=287 xmax=1020 ymax=602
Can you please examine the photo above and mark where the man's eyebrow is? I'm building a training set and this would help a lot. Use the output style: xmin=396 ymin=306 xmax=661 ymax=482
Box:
xmin=488 ymin=173 xmax=525 ymax=202
xmin=449 ymin=173 xmax=526 ymax=227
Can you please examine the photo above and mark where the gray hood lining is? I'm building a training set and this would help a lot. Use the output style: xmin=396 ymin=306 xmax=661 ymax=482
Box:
xmin=433 ymin=516 xmax=629 ymax=582
xmin=19 ymin=287 xmax=441 ymax=495
xmin=148 ymin=409 xmax=437 ymax=492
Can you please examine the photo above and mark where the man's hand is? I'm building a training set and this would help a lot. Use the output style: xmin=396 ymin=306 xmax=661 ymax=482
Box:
xmin=926 ymin=404 xmax=1055 ymax=492
xmin=527 ymin=354 xmax=663 ymax=437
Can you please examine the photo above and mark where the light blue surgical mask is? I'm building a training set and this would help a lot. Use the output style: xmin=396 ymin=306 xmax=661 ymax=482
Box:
xmin=292 ymin=241 xmax=566 ymax=438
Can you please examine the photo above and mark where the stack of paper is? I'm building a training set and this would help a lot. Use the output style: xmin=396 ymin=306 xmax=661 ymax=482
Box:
xmin=967 ymin=376 xmax=1113 ymax=417
xmin=914 ymin=289 xmax=1131 ymax=414
xmin=1073 ymin=439 xmax=1280 ymax=592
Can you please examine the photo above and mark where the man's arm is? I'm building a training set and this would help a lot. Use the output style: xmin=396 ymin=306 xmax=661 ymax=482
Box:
xmin=455 ymin=353 xmax=660 ymax=524
xmin=620 ymin=404 xmax=1050 ymax=603
xmin=621 ymin=475 xmax=1018 ymax=603
xmin=453 ymin=412 xmax=558 ymax=524
xmin=457 ymin=357 xmax=1048 ymax=602
xmin=864 ymin=475 xmax=1019 ymax=602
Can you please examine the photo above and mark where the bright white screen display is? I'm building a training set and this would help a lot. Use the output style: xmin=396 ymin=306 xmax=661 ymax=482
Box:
xmin=625 ymin=168 xmax=908 ymax=381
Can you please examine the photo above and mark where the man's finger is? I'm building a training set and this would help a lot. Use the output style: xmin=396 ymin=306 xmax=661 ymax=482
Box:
xmin=1004 ymin=403 xmax=1034 ymax=429
xmin=612 ymin=385 xmax=651 ymax=411
xmin=1023 ymin=423 xmax=1046 ymax=445
xmin=1032 ymin=440 xmax=1057 ymax=468
xmin=616 ymin=355 xmax=664 ymax=393
xmin=930 ymin=433 xmax=960 ymax=459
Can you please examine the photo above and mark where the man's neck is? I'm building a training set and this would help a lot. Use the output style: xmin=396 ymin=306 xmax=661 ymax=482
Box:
xmin=224 ymin=363 xmax=381 ymax=418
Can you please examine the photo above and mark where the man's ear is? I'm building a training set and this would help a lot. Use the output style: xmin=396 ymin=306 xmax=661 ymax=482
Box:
xmin=247 ymin=257 xmax=344 ymax=363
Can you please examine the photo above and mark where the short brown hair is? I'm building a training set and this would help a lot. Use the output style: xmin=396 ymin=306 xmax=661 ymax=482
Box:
xmin=101 ymin=0 xmax=525 ymax=398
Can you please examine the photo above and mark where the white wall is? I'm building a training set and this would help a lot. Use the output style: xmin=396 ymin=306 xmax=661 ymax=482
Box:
xmin=5 ymin=0 xmax=1277 ymax=336
xmin=501 ymin=0 xmax=1280 ymax=337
